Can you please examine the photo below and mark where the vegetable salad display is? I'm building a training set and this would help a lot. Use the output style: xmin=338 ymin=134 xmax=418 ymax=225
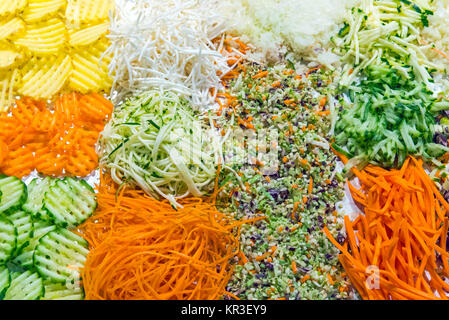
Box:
xmin=2 ymin=0 xmax=449 ymax=301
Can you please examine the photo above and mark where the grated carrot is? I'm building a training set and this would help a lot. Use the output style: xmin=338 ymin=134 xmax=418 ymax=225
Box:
xmin=78 ymin=173 xmax=264 ymax=300
xmin=324 ymin=156 xmax=449 ymax=300
xmin=252 ymin=71 xmax=269 ymax=79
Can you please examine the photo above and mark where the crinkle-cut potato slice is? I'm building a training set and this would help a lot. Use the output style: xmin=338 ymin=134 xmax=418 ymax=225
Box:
xmin=0 ymin=69 xmax=20 ymax=112
xmin=65 ymin=0 xmax=114 ymax=27
xmin=18 ymin=54 xmax=72 ymax=99
xmin=14 ymin=18 xmax=66 ymax=55
xmin=69 ymin=38 xmax=111 ymax=93
xmin=0 ymin=0 xmax=28 ymax=17
xmin=0 ymin=17 xmax=26 ymax=41
xmin=68 ymin=21 xmax=109 ymax=47
xmin=23 ymin=0 xmax=67 ymax=23
xmin=0 ymin=50 xmax=23 ymax=69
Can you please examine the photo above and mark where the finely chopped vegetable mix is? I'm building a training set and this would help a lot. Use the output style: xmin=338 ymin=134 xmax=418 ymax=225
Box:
xmin=216 ymin=65 xmax=350 ymax=300
xmin=4 ymin=0 xmax=449 ymax=301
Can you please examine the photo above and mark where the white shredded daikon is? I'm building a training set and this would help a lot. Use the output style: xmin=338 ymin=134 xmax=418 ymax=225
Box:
xmin=106 ymin=0 xmax=240 ymax=109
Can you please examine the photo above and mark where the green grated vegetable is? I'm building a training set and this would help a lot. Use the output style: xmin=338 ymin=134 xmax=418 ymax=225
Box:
xmin=333 ymin=0 xmax=438 ymax=87
xmin=98 ymin=90 xmax=223 ymax=207
xmin=334 ymin=65 xmax=449 ymax=169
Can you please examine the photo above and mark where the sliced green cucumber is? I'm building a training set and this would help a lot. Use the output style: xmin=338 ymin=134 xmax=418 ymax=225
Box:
xmin=0 ymin=265 xmax=10 ymax=299
xmin=43 ymin=178 xmax=96 ymax=228
xmin=0 ymin=175 xmax=27 ymax=214
xmin=33 ymin=228 xmax=89 ymax=284
xmin=22 ymin=177 xmax=53 ymax=221
xmin=12 ymin=219 xmax=56 ymax=269
xmin=41 ymin=281 xmax=84 ymax=300
xmin=4 ymin=270 xmax=44 ymax=300
xmin=0 ymin=217 xmax=16 ymax=263
xmin=7 ymin=211 xmax=33 ymax=256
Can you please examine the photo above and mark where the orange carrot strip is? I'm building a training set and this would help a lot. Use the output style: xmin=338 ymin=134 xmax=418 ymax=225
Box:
xmin=78 ymin=177 xmax=254 ymax=300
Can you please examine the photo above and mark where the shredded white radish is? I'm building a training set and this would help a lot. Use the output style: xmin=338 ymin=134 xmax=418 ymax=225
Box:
xmin=106 ymin=0 xmax=241 ymax=109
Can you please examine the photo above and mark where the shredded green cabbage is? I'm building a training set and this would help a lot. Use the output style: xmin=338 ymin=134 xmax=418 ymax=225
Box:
xmin=97 ymin=90 xmax=221 ymax=207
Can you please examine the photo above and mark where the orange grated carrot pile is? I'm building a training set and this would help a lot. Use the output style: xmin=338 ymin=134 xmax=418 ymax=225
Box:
xmin=77 ymin=173 xmax=264 ymax=300
xmin=324 ymin=156 xmax=449 ymax=300
xmin=0 ymin=93 xmax=113 ymax=178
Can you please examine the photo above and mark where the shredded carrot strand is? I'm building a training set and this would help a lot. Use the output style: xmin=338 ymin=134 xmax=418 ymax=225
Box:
xmin=78 ymin=173 xmax=259 ymax=300
xmin=325 ymin=156 xmax=449 ymax=300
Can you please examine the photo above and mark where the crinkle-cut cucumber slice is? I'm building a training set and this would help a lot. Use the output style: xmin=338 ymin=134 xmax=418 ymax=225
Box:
xmin=43 ymin=178 xmax=96 ymax=228
xmin=12 ymin=219 xmax=56 ymax=269
xmin=22 ymin=177 xmax=53 ymax=221
xmin=0 ymin=175 xmax=27 ymax=214
xmin=4 ymin=270 xmax=44 ymax=300
xmin=0 ymin=265 xmax=10 ymax=300
xmin=0 ymin=216 xmax=16 ymax=263
xmin=33 ymin=228 xmax=89 ymax=284
xmin=7 ymin=210 xmax=33 ymax=256
xmin=41 ymin=281 xmax=84 ymax=300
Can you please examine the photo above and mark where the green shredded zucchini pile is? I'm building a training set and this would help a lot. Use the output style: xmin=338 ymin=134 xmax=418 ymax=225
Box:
xmin=97 ymin=90 xmax=222 ymax=207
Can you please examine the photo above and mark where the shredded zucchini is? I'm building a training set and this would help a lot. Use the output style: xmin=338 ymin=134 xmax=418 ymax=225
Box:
xmin=334 ymin=0 xmax=438 ymax=87
xmin=98 ymin=90 xmax=223 ymax=207
xmin=334 ymin=65 xmax=449 ymax=168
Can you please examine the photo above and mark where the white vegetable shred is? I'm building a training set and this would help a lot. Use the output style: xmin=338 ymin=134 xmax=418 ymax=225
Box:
xmin=106 ymin=0 xmax=241 ymax=109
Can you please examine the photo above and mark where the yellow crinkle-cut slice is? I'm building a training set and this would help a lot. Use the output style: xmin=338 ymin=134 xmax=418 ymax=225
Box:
xmin=68 ymin=21 xmax=109 ymax=47
xmin=0 ymin=50 xmax=23 ymax=69
xmin=14 ymin=18 xmax=66 ymax=55
xmin=19 ymin=54 xmax=72 ymax=99
xmin=0 ymin=69 xmax=20 ymax=112
xmin=66 ymin=0 xmax=114 ymax=26
xmin=0 ymin=17 xmax=26 ymax=41
xmin=0 ymin=0 xmax=27 ymax=17
xmin=69 ymin=38 xmax=111 ymax=93
xmin=23 ymin=0 xmax=67 ymax=23
xmin=0 ymin=41 xmax=23 ymax=69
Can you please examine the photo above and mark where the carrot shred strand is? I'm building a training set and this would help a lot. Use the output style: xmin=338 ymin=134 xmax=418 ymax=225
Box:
xmin=325 ymin=156 xmax=449 ymax=300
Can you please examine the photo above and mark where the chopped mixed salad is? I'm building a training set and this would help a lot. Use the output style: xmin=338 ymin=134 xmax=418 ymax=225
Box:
xmin=215 ymin=64 xmax=350 ymax=299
